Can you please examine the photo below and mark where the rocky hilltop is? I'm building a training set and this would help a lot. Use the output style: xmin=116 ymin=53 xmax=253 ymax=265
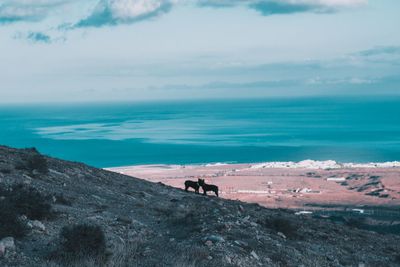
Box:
xmin=0 ymin=145 xmax=400 ymax=267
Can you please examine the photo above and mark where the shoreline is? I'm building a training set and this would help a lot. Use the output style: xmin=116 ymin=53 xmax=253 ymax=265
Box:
xmin=107 ymin=160 xmax=400 ymax=211
xmin=105 ymin=159 xmax=400 ymax=171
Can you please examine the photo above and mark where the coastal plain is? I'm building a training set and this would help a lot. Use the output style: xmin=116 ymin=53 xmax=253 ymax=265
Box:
xmin=109 ymin=161 xmax=400 ymax=210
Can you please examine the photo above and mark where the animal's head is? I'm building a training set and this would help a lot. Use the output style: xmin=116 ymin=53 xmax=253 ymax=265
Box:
xmin=198 ymin=178 xmax=205 ymax=185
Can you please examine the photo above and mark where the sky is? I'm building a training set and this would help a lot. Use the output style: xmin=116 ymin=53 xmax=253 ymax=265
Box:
xmin=0 ymin=0 xmax=399 ymax=103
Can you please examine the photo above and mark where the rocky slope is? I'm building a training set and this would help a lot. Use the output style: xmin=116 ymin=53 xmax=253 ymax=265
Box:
xmin=0 ymin=145 xmax=400 ymax=267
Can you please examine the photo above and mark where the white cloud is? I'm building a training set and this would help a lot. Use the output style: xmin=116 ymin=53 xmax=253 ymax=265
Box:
xmin=75 ymin=0 xmax=173 ymax=27
xmin=0 ymin=0 xmax=73 ymax=23
xmin=110 ymin=0 xmax=166 ymax=18
xmin=0 ymin=0 xmax=367 ymax=27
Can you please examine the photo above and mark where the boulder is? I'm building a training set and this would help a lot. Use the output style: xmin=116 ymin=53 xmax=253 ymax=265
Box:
xmin=203 ymin=235 xmax=225 ymax=243
xmin=234 ymin=240 xmax=249 ymax=249
xmin=0 ymin=237 xmax=15 ymax=252
xmin=28 ymin=220 xmax=46 ymax=232
xmin=250 ymin=222 xmax=258 ymax=227
xmin=277 ymin=232 xmax=287 ymax=239
xmin=250 ymin=250 xmax=260 ymax=260
xmin=205 ymin=240 xmax=213 ymax=246
xmin=0 ymin=243 xmax=5 ymax=257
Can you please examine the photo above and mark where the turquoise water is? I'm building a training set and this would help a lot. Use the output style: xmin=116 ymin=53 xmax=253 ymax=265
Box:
xmin=1 ymin=97 xmax=399 ymax=167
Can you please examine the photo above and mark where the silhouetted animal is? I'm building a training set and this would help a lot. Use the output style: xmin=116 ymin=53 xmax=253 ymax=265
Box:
xmin=184 ymin=180 xmax=200 ymax=193
xmin=198 ymin=179 xmax=218 ymax=197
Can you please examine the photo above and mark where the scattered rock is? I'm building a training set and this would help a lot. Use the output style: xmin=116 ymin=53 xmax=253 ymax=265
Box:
xmin=0 ymin=243 xmax=5 ymax=257
xmin=1 ymin=145 xmax=400 ymax=267
xmin=225 ymin=255 xmax=232 ymax=264
xmin=29 ymin=220 xmax=46 ymax=232
xmin=234 ymin=240 xmax=249 ymax=249
xmin=0 ymin=237 xmax=15 ymax=252
xmin=203 ymin=235 xmax=225 ymax=243
xmin=250 ymin=250 xmax=260 ymax=260
xmin=243 ymin=215 xmax=251 ymax=221
xmin=205 ymin=240 xmax=213 ymax=247
xmin=277 ymin=232 xmax=287 ymax=239
xmin=116 ymin=216 xmax=132 ymax=224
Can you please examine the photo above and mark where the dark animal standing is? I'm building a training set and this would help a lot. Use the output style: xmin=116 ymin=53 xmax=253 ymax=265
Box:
xmin=198 ymin=179 xmax=219 ymax=197
xmin=184 ymin=180 xmax=200 ymax=193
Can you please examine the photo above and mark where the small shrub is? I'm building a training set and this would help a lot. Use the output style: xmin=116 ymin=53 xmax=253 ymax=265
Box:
xmin=1 ymin=184 xmax=53 ymax=220
xmin=0 ymin=183 xmax=52 ymax=239
xmin=26 ymin=153 xmax=49 ymax=174
xmin=345 ymin=217 xmax=366 ymax=229
xmin=9 ymin=184 xmax=53 ymax=220
xmin=15 ymin=161 xmax=27 ymax=171
xmin=0 ymin=198 xmax=28 ymax=239
xmin=15 ymin=149 xmax=48 ymax=174
xmin=0 ymin=168 xmax=12 ymax=174
xmin=59 ymin=224 xmax=107 ymax=259
xmin=395 ymin=254 xmax=400 ymax=264
xmin=0 ymin=185 xmax=8 ymax=196
xmin=270 ymin=251 xmax=288 ymax=265
xmin=262 ymin=217 xmax=298 ymax=239
xmin=54 ymin=193 xmax=72 ymax=206
xmin=169 ymin=211 xmax=202 ymax=240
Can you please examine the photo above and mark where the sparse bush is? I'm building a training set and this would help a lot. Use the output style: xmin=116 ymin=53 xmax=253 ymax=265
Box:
xmin=8 ymin=184 xmax=53 ymax=220
xmin=169 ymin=211 xmax=202 ymax=240
xmin=15 ymin=149 xmax=48 ymax=174
xmin=0 ymin=184 xmax=53 ymax=220
xmin=26 ymin=153 xmax=49 ymax=174
xmin=270 ymin=251 xmax=288 ymax=265
xmin=0 ymin=168 xmax=12 ymax=174
xmin=0 ymin=184 xmax=8 ymax=196
xmin=59 ymin=224 xmax=107 ymax=259
xmin=0 ymin=199 xmax=28 ymax=239
xmin=261 ymin=217 xmax=298 ymax=239
xmin=170 ymin=211 xmax=198 ymax=226
xmin=395 ymin=254 xmax=400 ymax=264
xmin=345 ymin=217 xmax=366 ymax=228
xmin=108 ymin=237 xmax=147 ymax=266
xmin=53 ymin=193 xmax=72 ymax=206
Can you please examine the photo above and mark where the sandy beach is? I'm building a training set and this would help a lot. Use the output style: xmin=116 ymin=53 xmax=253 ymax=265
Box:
xmin=108 ymin=160 xmax=400 ymax=210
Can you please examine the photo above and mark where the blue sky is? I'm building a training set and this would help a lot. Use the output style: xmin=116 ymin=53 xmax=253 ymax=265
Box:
xmin=0 ymin=0 xmax=399 ymax=103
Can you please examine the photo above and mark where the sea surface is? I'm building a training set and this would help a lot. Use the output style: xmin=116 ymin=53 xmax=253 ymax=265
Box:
xmin=1 ymin=97 xmax=399 ymax=168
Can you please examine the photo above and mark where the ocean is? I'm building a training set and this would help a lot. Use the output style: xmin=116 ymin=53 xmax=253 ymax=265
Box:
xmin=1 ymin=97 xmax=399 ymax=168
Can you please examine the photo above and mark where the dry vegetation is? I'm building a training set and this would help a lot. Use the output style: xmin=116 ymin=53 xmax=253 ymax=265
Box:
xmin=1 ymin=145 xmax=400 ymax=266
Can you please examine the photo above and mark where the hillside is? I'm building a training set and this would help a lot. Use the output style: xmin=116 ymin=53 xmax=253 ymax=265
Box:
xmin=0 ymin=145 xmax=400 ymax=267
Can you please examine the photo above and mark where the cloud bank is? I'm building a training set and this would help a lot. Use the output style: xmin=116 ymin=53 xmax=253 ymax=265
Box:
xmin=0 ymin=0 xmax=70 ymax=24
xmin=75 ymin=0 xmax=174 ymax=27
xmin=249 ymin=0 xmax=367 ymax=15
xmin=0 ymin=0 xmax=367 ymax=28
